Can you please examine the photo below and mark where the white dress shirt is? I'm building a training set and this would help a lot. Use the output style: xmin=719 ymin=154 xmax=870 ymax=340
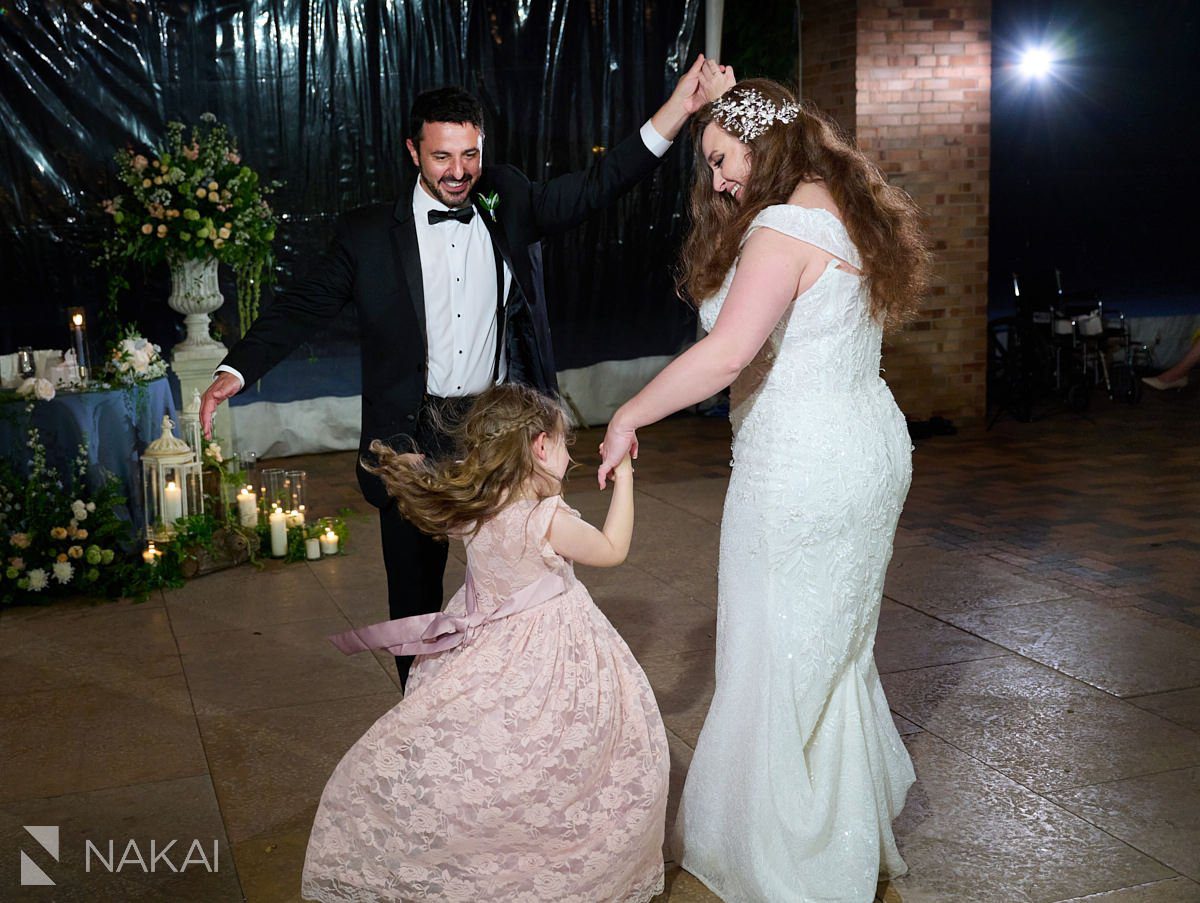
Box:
xmin=414 ymin=180 xmax=513 ymax=396
xmin=216 ymin=120 xmax=672 ymax=394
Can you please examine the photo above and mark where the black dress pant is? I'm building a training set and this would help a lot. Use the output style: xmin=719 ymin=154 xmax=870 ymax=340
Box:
xmin=376 ymin=394 xmax=474 ymax=687
xmin=379 ymin=506 xmax=449 ymax=687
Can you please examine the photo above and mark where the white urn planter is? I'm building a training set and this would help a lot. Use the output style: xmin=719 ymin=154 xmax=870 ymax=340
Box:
xmin=166 ymin=255 xmax=237 ymax=458
xmin=167 ymin=256 xmax=227 ymax=353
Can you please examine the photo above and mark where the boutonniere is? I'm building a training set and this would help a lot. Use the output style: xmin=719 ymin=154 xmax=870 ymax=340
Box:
xmin=477 ymin=190 xmax=500 ymax=222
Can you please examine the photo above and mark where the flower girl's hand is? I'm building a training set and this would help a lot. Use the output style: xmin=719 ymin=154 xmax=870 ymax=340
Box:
xmin=598 ymin=417 xmax=639 ymax=489
xmin=613 ymin=453 xmax=635 ymax=480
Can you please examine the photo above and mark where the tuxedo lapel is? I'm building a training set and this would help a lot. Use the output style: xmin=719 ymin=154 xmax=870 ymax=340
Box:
xmin=391 ymin=192 xmax=427 ymax=349
xmin=468 ymin=187 xmax=516 ymax=303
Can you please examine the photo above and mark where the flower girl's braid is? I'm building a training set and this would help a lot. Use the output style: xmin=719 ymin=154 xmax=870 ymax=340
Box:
xmin=475 ymin=409 xmax=547 ymax=445
xmin=363 ymin=384 xmax=571 ymax=540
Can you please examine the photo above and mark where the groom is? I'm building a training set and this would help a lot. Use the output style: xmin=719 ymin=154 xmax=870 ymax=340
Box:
xmin=201 ymin=58 xmax=711 ymax=685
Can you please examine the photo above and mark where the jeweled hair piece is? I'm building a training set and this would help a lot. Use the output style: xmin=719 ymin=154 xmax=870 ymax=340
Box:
xmin=711 ymin=88 xmax=801 ymax=142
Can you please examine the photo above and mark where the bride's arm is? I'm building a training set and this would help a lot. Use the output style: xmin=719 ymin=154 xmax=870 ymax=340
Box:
xmin=598 ymin=228 xmax=822 ymax=486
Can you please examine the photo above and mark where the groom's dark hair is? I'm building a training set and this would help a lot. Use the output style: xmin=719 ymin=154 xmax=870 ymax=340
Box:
xmin=409 ymin=87 xmax=485 ymax=143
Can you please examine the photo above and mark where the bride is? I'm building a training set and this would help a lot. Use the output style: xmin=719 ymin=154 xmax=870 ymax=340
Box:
xmin=598 ymin=71 xmax=930 ymax=901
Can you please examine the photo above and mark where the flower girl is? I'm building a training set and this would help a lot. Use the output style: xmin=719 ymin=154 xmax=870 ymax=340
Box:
xmin=302 ymin=384 xmax=668 ymax=902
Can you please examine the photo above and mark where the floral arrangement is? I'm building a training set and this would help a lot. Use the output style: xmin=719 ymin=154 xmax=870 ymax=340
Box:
xmin=105 ymin=327 xmax=168 ymax=386
xmin=0 ymin=420 xmax=134 ymax=605
xmin=99 ymin=113 xmax=280 ymax=336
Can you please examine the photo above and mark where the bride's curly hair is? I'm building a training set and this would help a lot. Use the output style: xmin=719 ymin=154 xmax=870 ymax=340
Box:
xmin=362 ymin=385 xmax=571 ymax=540
xmin=679 ymin=79 xmax=931 ymax=331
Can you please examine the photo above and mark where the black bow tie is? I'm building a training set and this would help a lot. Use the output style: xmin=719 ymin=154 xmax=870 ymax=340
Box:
xmin=428 ymin=206 xmax=475 ymax=225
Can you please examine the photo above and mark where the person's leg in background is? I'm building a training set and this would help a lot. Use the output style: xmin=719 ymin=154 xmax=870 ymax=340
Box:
xmin=1144 ymin=330 xmax=1200 ymax=389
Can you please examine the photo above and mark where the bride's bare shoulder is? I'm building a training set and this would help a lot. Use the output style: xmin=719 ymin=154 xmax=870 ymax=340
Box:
xmin=785 ymin=180 xmax=842 ymax=220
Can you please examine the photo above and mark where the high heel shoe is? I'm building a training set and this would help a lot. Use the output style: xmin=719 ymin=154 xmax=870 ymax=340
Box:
xmin=1142 ymin=375 xmax=1188 ymax=390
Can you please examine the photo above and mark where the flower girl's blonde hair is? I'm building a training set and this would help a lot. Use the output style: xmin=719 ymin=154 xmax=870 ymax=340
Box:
xmin=363 ymin=384 xmax=571 ymax=540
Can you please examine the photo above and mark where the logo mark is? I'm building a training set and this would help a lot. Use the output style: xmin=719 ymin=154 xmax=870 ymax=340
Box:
xmin=21 ymin=825 xmax=59 ymax=886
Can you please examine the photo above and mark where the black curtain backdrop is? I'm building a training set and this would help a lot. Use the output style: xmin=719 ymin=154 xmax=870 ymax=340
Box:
xmin=0 ymin=0 xmax=701 ymax=385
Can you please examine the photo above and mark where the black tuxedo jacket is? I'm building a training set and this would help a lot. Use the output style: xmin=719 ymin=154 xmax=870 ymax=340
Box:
xmin=221 ymin=129 xmax=661 ymax=506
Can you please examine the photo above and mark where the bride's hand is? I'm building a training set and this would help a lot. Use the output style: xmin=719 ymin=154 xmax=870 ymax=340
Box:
xmin=699 ymin=59 xmax=736 ymax=102
xmin=598 ymin=417 xmax=639 ymax=489
xmin=668 ymin=54 xmax=710 ymax=117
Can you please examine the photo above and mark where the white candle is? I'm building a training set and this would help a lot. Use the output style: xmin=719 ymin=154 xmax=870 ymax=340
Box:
xmin=304 ymin=537 xmax=321 ymax=560
xmin=269 ymin=508 xmax=287 ymax=557
xmin=142 ymin=542 xmax=159 ymax=566
xmin=319 ymin=529 xmax=339 ymax=556
xmin=163 ymin=481 xmax=183 ymax=526
xmin=286 ymin=508 xmax=305 ymax=527
xmin=236 ymin=486 xmax=258 ymax=527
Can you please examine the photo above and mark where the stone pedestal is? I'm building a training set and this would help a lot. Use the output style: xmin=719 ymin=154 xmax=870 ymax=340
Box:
xmin=170 ymin=343 xmax=236 ymax=454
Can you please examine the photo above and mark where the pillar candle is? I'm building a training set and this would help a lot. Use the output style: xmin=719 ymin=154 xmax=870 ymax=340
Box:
xmin=236 ymin=486 xmax=258 ymax=527
xmin=163 ymin=481 xmax=183 ymax=525
xmin=319 ymin=529 xmax=339 ymax=556
xmin=286 ymin=508 xmax=305 ymax=528
xmin=71 ymin=325 xmax=87 ymax=381
xmin=269 ymin=508 xmax=287 ymax=557
xmin=304 ymin=537 xmax=321 ymax=560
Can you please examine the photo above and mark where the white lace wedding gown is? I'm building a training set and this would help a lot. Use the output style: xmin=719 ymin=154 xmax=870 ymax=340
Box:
xmin=674 ymin=205 xmax=916 ymax=902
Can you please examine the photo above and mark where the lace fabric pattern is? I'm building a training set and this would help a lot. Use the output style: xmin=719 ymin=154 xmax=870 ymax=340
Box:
xmin=302 ymin=497 xmax=669 ymax=903
xmin=678 ymin=205 xmax=917 ymax=902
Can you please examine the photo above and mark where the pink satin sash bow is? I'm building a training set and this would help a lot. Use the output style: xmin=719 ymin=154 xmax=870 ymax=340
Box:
xmin=328 ymin=570 xmax=569 ymax=658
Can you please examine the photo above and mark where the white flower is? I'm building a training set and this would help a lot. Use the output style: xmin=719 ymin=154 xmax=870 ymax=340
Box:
xmin=52 ymin=561 xmax=74 ymax=584
xmin=86 ymin=501 xmax=96 ymax=512
xmin=71 ymin=500 xmax=88 ymax=521
xmin=16 ymin=378 xmax=55 ymax=402
xmin=27 ymin=568 xmax=48 ymax=591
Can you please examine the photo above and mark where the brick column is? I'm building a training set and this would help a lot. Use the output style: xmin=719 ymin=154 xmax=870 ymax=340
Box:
xmin=800 ymin=0 xmax=859 ymax=136
xmin=803 ymin=0 xmax=991 ymax=424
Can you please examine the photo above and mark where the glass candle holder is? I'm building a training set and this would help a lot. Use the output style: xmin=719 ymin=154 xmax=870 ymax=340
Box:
xmin=16 ymin=346 xmax=35 ymax=379
xmin=284 ymin=469 xmax=307 ymax=521
xmin=260 ymin=468 xmax=287 ymax=511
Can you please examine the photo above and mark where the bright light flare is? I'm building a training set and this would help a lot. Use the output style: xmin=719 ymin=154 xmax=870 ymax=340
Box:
xmin=1019 ymin=47 xmax=1055 ymax=79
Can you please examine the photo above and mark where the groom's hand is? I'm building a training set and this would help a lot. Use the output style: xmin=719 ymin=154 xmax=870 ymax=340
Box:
xmin=200 ymin=372 xmax=240 ymax=439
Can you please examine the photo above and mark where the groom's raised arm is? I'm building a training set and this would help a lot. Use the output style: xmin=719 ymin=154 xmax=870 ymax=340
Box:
xmin=525 ymin=54 xmax=708 ymax=236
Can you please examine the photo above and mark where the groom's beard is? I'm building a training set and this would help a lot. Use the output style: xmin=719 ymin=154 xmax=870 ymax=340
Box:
xmin=419 ymin=169 xmax=479 ymax=209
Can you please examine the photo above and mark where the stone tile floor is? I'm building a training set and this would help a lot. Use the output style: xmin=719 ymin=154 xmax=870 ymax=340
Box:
xmin=1 ymin=385 xmax=1198 ymax=901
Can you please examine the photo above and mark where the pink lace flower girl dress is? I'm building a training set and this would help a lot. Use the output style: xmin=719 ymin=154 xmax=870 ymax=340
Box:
xmin=301 ymin=495 xmax=669 ymax=902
